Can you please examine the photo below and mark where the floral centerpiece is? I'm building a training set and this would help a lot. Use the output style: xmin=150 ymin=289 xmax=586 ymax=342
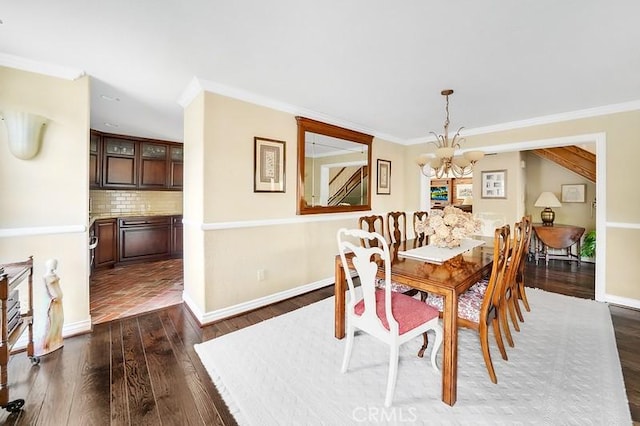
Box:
xmin=415 ymin=206 xmax=481 ymax=248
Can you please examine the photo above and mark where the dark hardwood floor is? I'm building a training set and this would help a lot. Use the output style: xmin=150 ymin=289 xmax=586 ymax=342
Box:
xmin=1 ymin=259 xmax=638 ymax=425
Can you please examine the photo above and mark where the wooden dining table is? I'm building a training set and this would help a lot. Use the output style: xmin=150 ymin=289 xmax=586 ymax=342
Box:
xmin=333 ymin=239 xmax=494 ymax=406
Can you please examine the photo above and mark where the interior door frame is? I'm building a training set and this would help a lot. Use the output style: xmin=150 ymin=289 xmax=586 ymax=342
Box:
xmin=420 ymin=132 xmax=606 ymax=301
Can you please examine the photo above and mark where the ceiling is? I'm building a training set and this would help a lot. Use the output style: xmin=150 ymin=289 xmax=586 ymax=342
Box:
xmin=2 ymin=1 xmax=640 ymax=144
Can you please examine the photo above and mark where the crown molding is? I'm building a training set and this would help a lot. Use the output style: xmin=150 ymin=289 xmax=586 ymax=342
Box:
xmin=179 ymin=76 xmax=640 ymax=146
xmin=406 ymin=100 xmax=640 ymax=145
xmin=0 ymin=52 xmax=85 ymax=80
xmin=176 ymin=76 xmax=203 ymax=108
xmin=176 ymin=77 xmax=404 ymax=144
xmin=462 ymin=99 xmax=640 ymax=137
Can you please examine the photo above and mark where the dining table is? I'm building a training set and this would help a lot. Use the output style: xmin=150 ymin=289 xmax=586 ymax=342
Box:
xmin=333 ymin=239 xmax=494 ymax=406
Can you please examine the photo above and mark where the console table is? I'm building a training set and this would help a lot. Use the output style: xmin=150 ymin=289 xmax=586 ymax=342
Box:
xmin=532 ymin=224 xmax=585 ymax=266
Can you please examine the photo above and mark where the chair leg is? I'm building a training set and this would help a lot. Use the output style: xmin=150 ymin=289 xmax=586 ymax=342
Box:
xmin=492 ymin=315 xmax=508 ymax=361
xmin=499 ymin=299 xmax=514 ymax=347
xmin=507 ymin=290 xmax=521 ymax=332
xmin=518 ymin=280 xmax=531 ymax=312
xmin=429 ymin=325 xmax=443 ymax=372
xmin=384 ymin=345 xmax=400 ymax=407
xmin=513 ymin=292 xmax=525 ymax=323
xmin=417 ymin=332 xmax=429 ymax=358
xmin=479 ymin=322 xmax=497 ymax=384
xmin=340 ymin=324 xmax=355 ymax=373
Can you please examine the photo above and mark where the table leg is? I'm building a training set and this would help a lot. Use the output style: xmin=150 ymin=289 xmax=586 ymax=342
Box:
xmin=334 ymin=257 xmax=346 ymax=339
xmin=441 ymin=290 xmax=458 ymax=406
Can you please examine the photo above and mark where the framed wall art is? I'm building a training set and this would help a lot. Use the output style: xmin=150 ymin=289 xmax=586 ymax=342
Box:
xmin=377 ymin=159 xmax=391 ymax=195
xmin=254 ymin=137 xmax=286 ymax=193
xmin=456 ymin=183 xmax=473 ymax=199
xmin=481 ymin=170 xmax=507 ymax=199
xmin=561 ymin=183 xmax=586 ymax=203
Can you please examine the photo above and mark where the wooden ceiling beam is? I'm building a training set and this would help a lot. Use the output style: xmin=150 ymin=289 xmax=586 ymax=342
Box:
xmin=532 ymin=146 xmax=596 ymax=183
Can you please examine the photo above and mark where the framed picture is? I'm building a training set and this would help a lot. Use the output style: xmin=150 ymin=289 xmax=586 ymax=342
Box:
xmin=456 ymin=183 xmax=473 ymax=199
xmin=254 ymin=137 xmax=285 ymax=192
xmin=561 ymin=184 xmax=586 ymax=203
xmin=377 ymin=159 xmax=391 ymax=195
xmin=481 ymin=170 xmax=507 ymax=199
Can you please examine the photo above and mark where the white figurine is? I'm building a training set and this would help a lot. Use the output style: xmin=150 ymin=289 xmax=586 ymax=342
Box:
xmin=42 ymin=258 xmax=64 ymax=353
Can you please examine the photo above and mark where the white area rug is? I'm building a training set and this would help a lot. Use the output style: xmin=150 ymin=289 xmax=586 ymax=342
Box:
xmin=194 ymin=289 xmax=631 ymax=425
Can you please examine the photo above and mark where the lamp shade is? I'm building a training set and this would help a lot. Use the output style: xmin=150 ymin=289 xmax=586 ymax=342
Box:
xmin=463 ymin=150 xmax=485 ymax=163
xmin=534 ymin=192 xmax=562 ymax=208
xmin=2 ymin=111 xmax=48 ymax=160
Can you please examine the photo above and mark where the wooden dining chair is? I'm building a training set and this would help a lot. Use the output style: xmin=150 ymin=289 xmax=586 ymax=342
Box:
xmin=413 ymin=211 xmax=429 ymax=247
xmin=516 ymin=215 xmax=533 ymax=312
xmin=337 ymin=228 xmax=443 ymax=407
xmin=358 ymin=215 xmax=384 ymax=248
xmin=424 ymin=225 xmax=511 ymax=383
xmin=499 ymin=220 xmax=527 ymax=347
xmin=386 ymin=211 xmax=407 ymax=245
xmin=359 ymin=214 xmax=414 ymax=294
xmin=473 ymin=219 xmax=528 ymax=350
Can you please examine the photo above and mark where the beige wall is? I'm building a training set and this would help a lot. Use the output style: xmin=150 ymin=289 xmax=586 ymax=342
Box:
xmin=185 ymin=91 xmax=639 ymax=316
xmin=0 ymin=66 xmax=91 ymax=330
xmin=472 ymin=151 xmax=525 ymax=234
xmin=184 ymin=92 xmax=409 ymax=314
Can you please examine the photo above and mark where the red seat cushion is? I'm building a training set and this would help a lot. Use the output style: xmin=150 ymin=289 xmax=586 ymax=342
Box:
xmin=354 ymin=289 xmax=439 ymax=335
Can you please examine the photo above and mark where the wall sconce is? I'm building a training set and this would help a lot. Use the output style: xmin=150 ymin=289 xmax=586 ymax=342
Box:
xmin=1 ymin=111 xmax=48 ymax=160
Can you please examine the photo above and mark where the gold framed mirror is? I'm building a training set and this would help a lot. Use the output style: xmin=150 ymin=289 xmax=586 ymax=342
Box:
xmin=296 ymin=117 xmax=373 ymax=215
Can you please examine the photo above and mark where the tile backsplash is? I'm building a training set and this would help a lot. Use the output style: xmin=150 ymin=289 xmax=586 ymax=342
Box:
xmin=90 ymin=190 xmax=183 ymax=216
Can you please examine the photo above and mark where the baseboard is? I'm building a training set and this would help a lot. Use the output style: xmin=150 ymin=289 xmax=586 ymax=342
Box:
xmin=192 ymin=277 xmax=334 ymax=326
xmin=11 ymin=319 xmax=92 ymax=353
xmin=605 ymin=294 xmax=640 ymax=310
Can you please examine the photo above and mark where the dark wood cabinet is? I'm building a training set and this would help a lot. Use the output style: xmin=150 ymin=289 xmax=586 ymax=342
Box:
xmin=171 ymin=215 xmax=183 ymax=257
xmin=94 ymin=219 xmax=118 ymax=269
xmin=169 ymin=146 xmax=184 ymax=189
xmin=102 ymin=137 xmax=137 ymax=188
xmin=119 ymin=217 xmax=172 ymax=264
xmin=89 ymin=131 xmax=101 ymax=189
xmin=139 ymin=143 xmax=168 ymax=188
xmin=90 ymin=130 xmax=182 ymax=190
xmin=92 ymin=215 xmax=182 ymax=268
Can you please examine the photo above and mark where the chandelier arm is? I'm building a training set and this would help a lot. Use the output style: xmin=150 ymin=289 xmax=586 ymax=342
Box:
xmin=449 ymin=127 xmax=466 ymax=150
xmin=426 ymin=137 xmax=442 ymax=150
xmin=450 ymin=162 xmax=473 ymax=178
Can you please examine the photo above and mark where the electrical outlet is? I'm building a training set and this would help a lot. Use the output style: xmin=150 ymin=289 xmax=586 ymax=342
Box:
xmin=257 ymin=269 xmax=265 ymax=281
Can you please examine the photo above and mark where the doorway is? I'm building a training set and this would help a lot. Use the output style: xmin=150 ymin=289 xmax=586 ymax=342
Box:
xmin=419 ymin=132 xmax=606 ymax=299
xmin=90 ymin=258 xmax=183 ymax=324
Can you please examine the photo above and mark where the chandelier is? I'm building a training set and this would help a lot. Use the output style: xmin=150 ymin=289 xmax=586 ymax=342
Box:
xmin=416 ymin=89 xmax=484 ymax=178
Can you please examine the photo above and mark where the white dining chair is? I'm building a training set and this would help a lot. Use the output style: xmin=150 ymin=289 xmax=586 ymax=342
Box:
xmin=336 ymin=228 xmax=443 ymax=407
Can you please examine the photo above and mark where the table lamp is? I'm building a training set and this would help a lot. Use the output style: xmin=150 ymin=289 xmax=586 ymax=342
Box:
xmin=534 ymin=192 xmax=562 ymax=226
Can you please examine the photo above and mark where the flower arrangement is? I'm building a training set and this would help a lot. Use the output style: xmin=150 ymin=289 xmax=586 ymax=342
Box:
xmin=415 ymin=206 xmax=482 ymax=248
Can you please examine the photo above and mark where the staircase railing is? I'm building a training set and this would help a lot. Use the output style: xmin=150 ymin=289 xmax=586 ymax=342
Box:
xmin=328 ymin=166 xmax=368 ymax=206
